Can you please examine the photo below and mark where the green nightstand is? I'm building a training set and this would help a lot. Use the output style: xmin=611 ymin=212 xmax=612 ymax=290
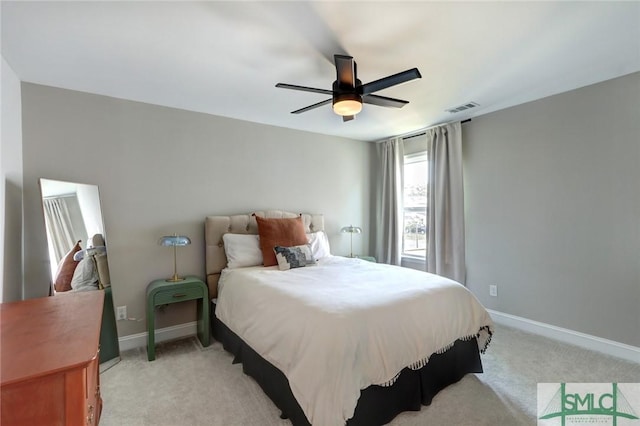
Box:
xmin=146 ymin=276 xmax=210 ymax=361
xmin=100 ymin=286 xmax=121 ymax=368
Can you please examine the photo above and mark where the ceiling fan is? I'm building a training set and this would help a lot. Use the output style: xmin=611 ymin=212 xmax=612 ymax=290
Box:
xmin=276 ymin=54 xmax=422 ymax=122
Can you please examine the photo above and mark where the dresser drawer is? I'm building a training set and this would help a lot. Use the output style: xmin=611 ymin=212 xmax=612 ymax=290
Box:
xmin=153 ymin=285 xmax=204 ymax=305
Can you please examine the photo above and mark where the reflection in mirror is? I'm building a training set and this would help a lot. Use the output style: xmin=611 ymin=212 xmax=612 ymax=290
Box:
xmin=40 ymin=179 xmax=105 ymax=291
xmin=39 ymin=178 xmax=120 ymax=370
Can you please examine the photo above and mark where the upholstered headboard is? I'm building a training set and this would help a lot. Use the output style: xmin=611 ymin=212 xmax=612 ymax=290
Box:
xmin=91 ymin=234 xmax=111 ymax=288
xmin=205 ymin=210 xmax=324 ymax=298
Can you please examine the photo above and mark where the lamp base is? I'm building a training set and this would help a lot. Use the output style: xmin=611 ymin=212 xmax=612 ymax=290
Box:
xmin=165 ymin=275 xmax=185 ymax=282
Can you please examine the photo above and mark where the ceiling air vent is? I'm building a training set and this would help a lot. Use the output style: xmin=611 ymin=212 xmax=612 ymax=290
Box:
xmin=445 ymin=101 xmax=479 ymax=114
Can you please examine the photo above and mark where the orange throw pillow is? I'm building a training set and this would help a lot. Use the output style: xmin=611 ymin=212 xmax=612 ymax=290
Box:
xmin=255 ymin=216 xmax=308 ymax=267
xmin=53 ymin=240 xmax=82 ymax=292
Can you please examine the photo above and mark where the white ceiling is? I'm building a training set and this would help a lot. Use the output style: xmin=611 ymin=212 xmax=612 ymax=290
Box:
xmin=2 ymin=1 xmax=639 ymax=142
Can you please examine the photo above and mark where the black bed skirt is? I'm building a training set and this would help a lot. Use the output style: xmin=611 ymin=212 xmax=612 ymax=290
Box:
xmin=212 ymin=306 xmax=483 ymax=426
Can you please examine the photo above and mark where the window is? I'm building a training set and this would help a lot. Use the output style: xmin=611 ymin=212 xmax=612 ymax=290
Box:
xmin=403 ymin=152 xmax=428 ymax=258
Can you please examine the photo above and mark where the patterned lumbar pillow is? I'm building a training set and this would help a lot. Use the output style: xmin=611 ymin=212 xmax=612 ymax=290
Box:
xmin=273 ymin=244 xmax=316 ymax=271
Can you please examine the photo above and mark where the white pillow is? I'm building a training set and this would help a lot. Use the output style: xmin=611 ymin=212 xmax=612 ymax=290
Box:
xmin=70 ymin=256 xmax=99 ymax=292
xmin=307 ymin=231 xmax=331 ymax=259
xmin=222 ymin=233 xmax=263 ymax=269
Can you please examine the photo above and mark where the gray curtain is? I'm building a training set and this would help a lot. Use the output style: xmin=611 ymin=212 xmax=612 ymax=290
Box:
xmin=374 ymin=137 xmax=404 ymax=265
xmin=42 ymin=197 xmax=77 ymax=264
xmin=426 ymin=122 xmax=466 ymax=283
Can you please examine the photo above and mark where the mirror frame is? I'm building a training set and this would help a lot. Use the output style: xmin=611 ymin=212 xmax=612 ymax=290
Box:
xmin=38 ymin=178 xmax=121 ymax=369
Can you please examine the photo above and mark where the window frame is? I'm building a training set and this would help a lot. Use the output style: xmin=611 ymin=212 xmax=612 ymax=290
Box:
xmin=401 ymin=151 xmax=428 ymax=261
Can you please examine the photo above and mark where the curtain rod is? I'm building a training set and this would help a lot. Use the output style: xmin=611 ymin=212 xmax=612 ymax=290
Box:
xmin=402 ymin=118 xmax=471 ymax=141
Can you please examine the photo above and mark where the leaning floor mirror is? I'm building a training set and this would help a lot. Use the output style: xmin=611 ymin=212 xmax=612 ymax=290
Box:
xmin=39 ymin=178 xmax=120 ymax=371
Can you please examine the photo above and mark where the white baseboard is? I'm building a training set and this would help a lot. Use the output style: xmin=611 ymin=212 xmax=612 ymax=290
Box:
xmin=118 ymin=321 xmax=198 ymax=352
xmin=488 ymin=309 xmax=639 ymax=364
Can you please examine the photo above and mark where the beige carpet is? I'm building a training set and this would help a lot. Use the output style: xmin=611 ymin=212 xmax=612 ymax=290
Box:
xmin=100 ymin=324 xmax=639 ymax=426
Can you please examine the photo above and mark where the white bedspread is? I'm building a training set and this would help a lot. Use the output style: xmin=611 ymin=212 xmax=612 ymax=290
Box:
xmin=215 ymin=256 xmax=493 ymax=426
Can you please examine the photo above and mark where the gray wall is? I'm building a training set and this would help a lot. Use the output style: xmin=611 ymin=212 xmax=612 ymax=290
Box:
xmin=13 ymin=73 xmax=640 ymax=348
xmin=1 ymin=56 xmax=24 ymax=303
xmin=464 ymin=72 xmax=640 ymax=347
xmin=21 ymin=83 xmax=372 ymax=337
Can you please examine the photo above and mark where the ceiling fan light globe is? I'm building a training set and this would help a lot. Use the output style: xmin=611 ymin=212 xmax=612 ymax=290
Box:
xmin=333 ymin=94 xmax=362 ymax=116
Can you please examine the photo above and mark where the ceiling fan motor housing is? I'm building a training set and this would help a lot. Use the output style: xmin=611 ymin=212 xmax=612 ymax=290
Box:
xmin=332 ymin=80 xmax=363 ymax=115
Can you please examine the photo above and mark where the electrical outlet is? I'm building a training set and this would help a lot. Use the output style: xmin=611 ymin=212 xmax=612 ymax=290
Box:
xmin=489 ymin=285 xmax=498 ymax=297
xmin=117 ymin=306 xmax=127 ymax=320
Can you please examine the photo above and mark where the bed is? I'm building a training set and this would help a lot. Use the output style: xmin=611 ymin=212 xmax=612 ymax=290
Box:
xmin=205 ymin=211 xmax=493 ymax=426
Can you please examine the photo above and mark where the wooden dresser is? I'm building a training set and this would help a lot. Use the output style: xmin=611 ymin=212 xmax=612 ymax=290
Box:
xmin=1 ymin=290 xmax=104 ymax=425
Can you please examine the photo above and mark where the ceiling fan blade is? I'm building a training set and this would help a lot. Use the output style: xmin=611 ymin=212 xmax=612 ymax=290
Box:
xmin=362 ymin=94 xmax=409 ymax=109
xmin=291 ymin=98 xmax=332 ymax=114
xmin=359 ymin=68 xmax=422 ymax=95
xmin=342 ymin=115 xmax=355 ymax=122
xmin=276 ymin=83 xmax=333 ymax=95
xmin=334 ymin=54 xmax=356 ymax=88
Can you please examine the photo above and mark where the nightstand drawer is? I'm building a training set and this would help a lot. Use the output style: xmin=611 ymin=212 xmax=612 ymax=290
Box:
xmin=153 ymin=285 xmax=203 ymax=305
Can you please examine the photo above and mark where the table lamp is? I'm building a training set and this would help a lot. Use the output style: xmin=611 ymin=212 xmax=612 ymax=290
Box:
xmin=158 ymin=234 xmax=191 ymax=282
xmin=341 ymin=225 xmax=362 ymax=258
xmin=73 ymin=245 xmax=107 ymax=261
